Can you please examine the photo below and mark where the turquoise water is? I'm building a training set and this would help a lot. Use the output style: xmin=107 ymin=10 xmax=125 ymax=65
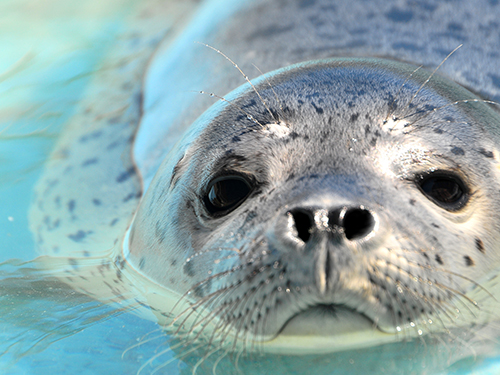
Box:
xmin=1 ymin=1 xmax=500 ymax=374
xmin=0 ymin=2 xmax=164 ymax=374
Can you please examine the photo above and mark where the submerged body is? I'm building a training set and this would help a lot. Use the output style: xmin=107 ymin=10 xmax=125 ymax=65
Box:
xmin=22 ymin=0 xmax=500 ymax=373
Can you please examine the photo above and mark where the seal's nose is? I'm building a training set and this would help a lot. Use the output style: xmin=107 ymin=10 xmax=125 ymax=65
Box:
xmin=288 ymin=206 xmax=376 ymax=243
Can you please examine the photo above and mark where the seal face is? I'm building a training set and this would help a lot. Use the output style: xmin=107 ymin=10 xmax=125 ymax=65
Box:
xmin=127 ymin=58 xmax=500 ymax=351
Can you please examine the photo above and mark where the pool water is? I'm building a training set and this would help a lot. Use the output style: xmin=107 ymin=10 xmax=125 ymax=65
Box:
xmin=1 ymin=1 xmax=500 ymax=374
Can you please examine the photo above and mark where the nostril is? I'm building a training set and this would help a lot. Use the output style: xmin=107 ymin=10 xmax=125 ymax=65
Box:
xmin=289 ymin=208 xmax=313 ymax=243
xmin=342 ymin=207 xmax=375 ymax=240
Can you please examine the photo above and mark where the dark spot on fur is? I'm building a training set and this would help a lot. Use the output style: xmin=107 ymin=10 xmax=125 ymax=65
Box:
xmin=107 ymin=140 xmax=121 ymax=150
xmin=386 ymin=7 xmax=413 ymax=22
xmin=92 ymin=199 xmax=102 ymax=206
xmin=476 ymin=238 xmax=485 ymax=254
xmin=193 ymin=278 xmax=212 ymax=298
xmin=116 ymin=166 xmax=136 ymax=183
xmin=108 ymin=116 xmax=121 ymax=124
xmin=79 ymin=130 xmax=103 ymax=143
xmin=289 ymin=131 xmax=300 ymax=140
xmin=110 ymin=218 xmax=119 ymax=227
xmin=479 ymin=148 xmax=494 ymax=158
xmin=433 ymin=128 xmax=443 ymax=134
xmin=81 ymin=158 xmax=98 ymax=167
xmin=431 ymin=223 xmax=440 ymax=229
xmin=116 ymin=268 xmax=123 ymax=281
xmin=68 ymin=200 xmax=76 ymax=213
xmin=247 ymin=23 xmax=294 ymax=40
xmin=350 ymin=113 xmax=359 ymax=122
xmin=311 ymin=102 xmax=323 ymax=114
xmin=245 ymin=210 xmax=258 ymax=224
xmin=183 ymin=261 xmax=195 ymax=277
xmin=409 ymin=199 xmax=416 ymax=205
xmin=232 ymin=135 xmax=241 ymax=142
xmin=123 ymin=192 xmax=136 ymax=203
xmin=435 ymin=254 xmax=444 ymax=265
xmin=451 ymin=146 xmax=465 ymax=156
xmin=464 ymin=255 xmax=474 ymax=266
xmin=68 ymin=230 xmax=92 ymax=243
xmin=171 ymin=259 xmax=177 ymax=267
xmin=83 ymin=251 xmax=90 ymax=257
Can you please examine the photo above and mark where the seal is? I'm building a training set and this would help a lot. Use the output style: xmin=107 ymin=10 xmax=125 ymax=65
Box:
xmin=125 ymin=57 xmax=500 ymax=354
xmin=20 ymin=0 xmax=500 ymax=373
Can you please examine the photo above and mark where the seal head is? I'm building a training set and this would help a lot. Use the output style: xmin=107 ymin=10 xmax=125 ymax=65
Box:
xmin=127 ymin=58 xmax=500 ymax=352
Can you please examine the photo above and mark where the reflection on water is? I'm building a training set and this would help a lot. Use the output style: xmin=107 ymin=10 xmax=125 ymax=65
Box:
xmin=1 ymin=1 xmax=500 ymax=374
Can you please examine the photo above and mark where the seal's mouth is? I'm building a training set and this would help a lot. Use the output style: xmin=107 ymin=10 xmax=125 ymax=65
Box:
xmin=263 ymin=303 xmax=399 ymax=354
xmin=278 ymin=303 xmax=378 ymax=337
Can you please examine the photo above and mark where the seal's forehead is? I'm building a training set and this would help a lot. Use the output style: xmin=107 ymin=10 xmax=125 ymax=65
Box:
xmin=198 ymin=59 xmax=490 ymax=144
xmin=176 ymin=59 xmax=500 ymax=187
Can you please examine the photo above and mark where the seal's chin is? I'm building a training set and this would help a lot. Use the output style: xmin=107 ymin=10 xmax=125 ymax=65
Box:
xmin=279 ymin=304 xmax=378 ymax=336
xmin=263 ymin=304 xmax=400 ymax=355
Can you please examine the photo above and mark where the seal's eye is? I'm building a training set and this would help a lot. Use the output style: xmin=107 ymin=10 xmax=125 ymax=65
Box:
xmin=204 ymin=175 xmax=253 ymax=216
xmin=417 ymin=172 xmax=468 ymax=211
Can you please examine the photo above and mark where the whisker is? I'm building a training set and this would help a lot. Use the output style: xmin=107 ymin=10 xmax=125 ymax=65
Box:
xmin=405 ymin=99 xmax=500 ymax=127
xmin=252 ymin=63 xmax=285 ymax=120
xmin=212 ymin=350 xmax=229 ymax=375
xmin=385 ymin=64 xmax=423 ymax=122
xmin=172 ymin=284 xmax=237 ymax=336
xmin=195 ymin=90 xmax=263 ymax=127
xmin=148 ymin=342 xmax=205 ymax=375
xmin=196 ymin=42 xmax=278 ymax=123
xmin=191 ymin=345 xmax=222 ymax=375
xmin=122 ymin=328 xmax=164 ymax=359
xmin=402 ymin=44 xmax=463 ymax=115
xmin=136 ymin=343 xmax=175 ymax=375
xmin=170 ymin=265 xmax=242 ymax=314
xmin=187 ymin=287 xmax=242 ymax=341
xmin=408 ymin=259 xmax=495 ymax=302
xmin=228 ymin=285 xmax=263 ymax=352
xmin=433 ymin=281 xmax=479 ymax=313
xmin=250 ymin=274 xmax=279 ymax=352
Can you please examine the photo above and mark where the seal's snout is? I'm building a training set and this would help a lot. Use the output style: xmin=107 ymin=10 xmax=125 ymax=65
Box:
xmin=288 ymin=205 xmax=376 ymax=243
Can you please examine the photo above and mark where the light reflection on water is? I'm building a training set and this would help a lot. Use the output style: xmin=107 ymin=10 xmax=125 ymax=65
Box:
xmin=1 ymin=1 xmax=500 ymax=374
